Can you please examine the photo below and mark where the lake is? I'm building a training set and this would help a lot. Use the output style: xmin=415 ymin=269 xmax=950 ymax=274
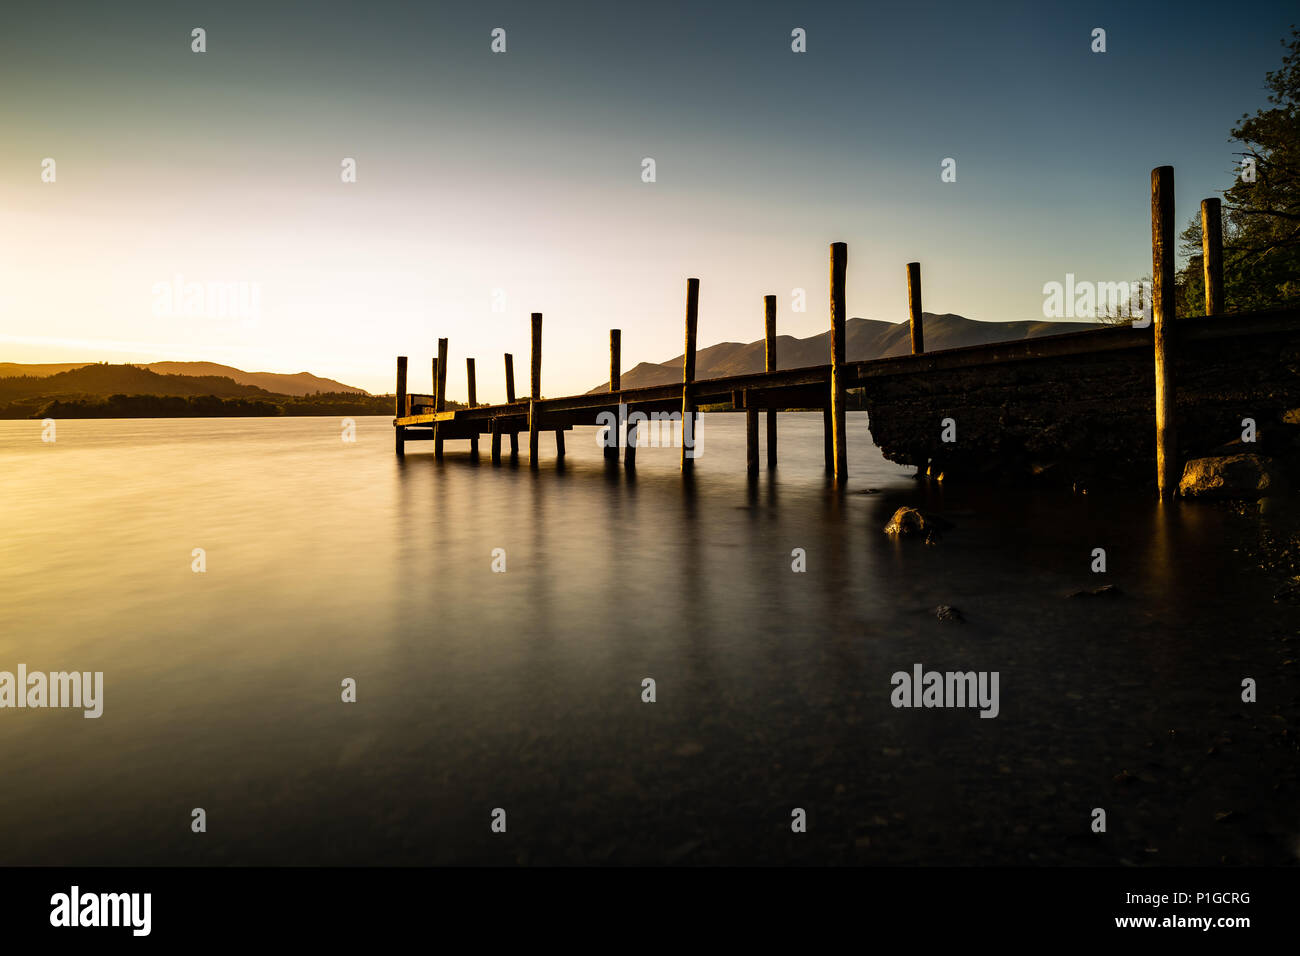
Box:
xmin=1 ymin=413 xmax=1295 ymax=865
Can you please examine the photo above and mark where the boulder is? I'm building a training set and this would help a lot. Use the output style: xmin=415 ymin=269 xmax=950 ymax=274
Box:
xmin=934 ymin=605 xmax=964 ymax=624
xmin=1178 ymin=454 xmax=1281 ymax=499
xmin=884 ymin=507 xmax=953 ymax=542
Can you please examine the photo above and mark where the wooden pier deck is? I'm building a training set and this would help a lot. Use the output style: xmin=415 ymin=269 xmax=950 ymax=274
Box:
xmin=394 ymin=167 xmax=1300 ymax=494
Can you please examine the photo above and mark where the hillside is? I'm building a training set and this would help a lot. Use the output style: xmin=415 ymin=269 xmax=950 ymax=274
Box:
xmin=0 ymin=361 xmax=365 ymax=396
xmin=0 ymin=363 xmax=399 ymax=418
xmin=141 ymin=362 xmax=365 ymax=396
xmin=588 ymin=314 xmax=1098 ymax=391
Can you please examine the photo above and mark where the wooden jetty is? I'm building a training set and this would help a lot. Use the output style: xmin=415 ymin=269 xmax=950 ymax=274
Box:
xmin=394 ymin=168 xmax=1300 ymax=495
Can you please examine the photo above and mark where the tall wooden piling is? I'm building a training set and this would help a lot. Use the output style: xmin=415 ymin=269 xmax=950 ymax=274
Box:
xmin=529 ymin=314 xmax=542 ymax=467
xmin=764 ymin=295 xmax=777 ymax=467
xmin=829 ymin=242 xmax=849 ymax=483
xmin=1201 ymin=198 xmax=1223 ymax=317
xmin=467 ymin=358 xmax=479 ymax=456
xmin=681 ymin=278 xmax=700 ymax=471
xmin=504 ymin=353 xmax=518 ymax=456
xmin=530 ymin=314 xmax=542 ymax=399
xmin=606 ymin=329 xmax=621 ymax=461
xmin=1151 ymin=166 xmax=1178 ymax=500
xmin=907 ymin=262 xmax=924 ymax=355
xmin=395 ymin=355 xmax=408 ymax=457
xmin=435 ymin=339 xmax=448 ymax=410
xmin=435 ymin=337 xmax=448 ymax=458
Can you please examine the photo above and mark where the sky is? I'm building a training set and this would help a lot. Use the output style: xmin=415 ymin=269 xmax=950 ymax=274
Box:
xmin=1 ymin=0 xmax=1294 ymax=398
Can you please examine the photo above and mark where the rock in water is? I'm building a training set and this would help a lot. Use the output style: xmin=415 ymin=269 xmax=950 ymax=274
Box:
xmin=1178 ymin=454 xmax=1281 ymax=499
xmin=884 ymin=507 xmax=953 ymax=539
xmin=934 ymin=605 xmax=964 ymax=624
xmin=1066 ymin=584 xmax=1120 ymax=599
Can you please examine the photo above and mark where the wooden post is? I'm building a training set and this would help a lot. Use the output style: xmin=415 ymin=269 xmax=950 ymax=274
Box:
xmin=504 ymin=353 xmax=518 ymax=456
xmin=1152 ymin=166 xmax=1177 ymax=500
xmin=681 ymin=278 xmax=699 ymax=472
xmin=764 ymin=295 xmax=777 ymax=468
xmin=395 ymin=355 xmax=407 ymax=457
xmin=746 ymin=398 xmax=759 ymax=475
xmin=491 ymin=420 xmax=501 ymax=464
xmin=555 ymin=428 xmax=565 ymax=457
xmin=435 ymin=337 xmax=448 ymax=458
xmin=625 ymin=415 xmax=637 ymax=469
xmin=830 ymin=242 xmax=848 ymax=483
xmin=1201 ymin=198 xmax=1223 ymax=317
xmin=606 ymin=329 xmax=621 ymax=460
xmin=529 ymin=314 xmax=542 ymax=467
xmin=435 ymin=339 xmax=449 ymax=410
xmin=530 ymin=314 xmax=542 ymax=399
xmin=907 ymin=262 xmax=924 ymax=355
xmin=467 ymin=357 xmax=478 ymax=456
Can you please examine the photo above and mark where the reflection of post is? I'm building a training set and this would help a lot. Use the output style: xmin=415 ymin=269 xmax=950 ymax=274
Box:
xmin=625 ymin=415 xmax=637 ymax=469
xmin=394 ymin=355 xmax=407 ymax=458
xmin=681 ymin=279 xmax=699 ymax=472
xmin=504 ymin=353 xmax=518 ymax=457
xmin=764 ymin=295 xmax=777 ymax=468
xmin=1201 ymin=198 xmax=1223 ymax=317
xmin=829 ymin=242 xmax=848 ymax=483
xmin=1151 ymin=166 xmax=1177 ymax=500
xmin=746 ymin=397 xmax=759 ymax=475
xmin=606 ymin=329 xmax=621 ymax=461
xmin=529 ymin=400 xmax=539 ymax=467
xmin=823 ymin=404 xmax=832 ymax=472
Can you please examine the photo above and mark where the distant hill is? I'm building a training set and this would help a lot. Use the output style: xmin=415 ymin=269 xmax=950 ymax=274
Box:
xmin=0 ymin=364 xmax=274 ymax=401
xmin=141 ymin=362 xmax=366 ymax=396
xmin=0 ymin=362 xmax=97 ymax=378
xmin=0 ymin=361 xmax=366 ymax=396
xmin=0 ymin=363 xmax=395 ymax=419
xmin=588 ymin=314 xmax=1099 ymax=391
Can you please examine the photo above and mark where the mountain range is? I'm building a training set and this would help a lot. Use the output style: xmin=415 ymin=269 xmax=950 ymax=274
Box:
xmin=0 ymin=361 xmax=365 ymax=396
xmin=588 ymin=313 xmax=1098 ymax=392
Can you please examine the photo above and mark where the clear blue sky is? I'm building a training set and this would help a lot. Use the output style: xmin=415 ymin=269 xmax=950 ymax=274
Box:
xmin=1 ymin=0 xmax=1293 ymax=395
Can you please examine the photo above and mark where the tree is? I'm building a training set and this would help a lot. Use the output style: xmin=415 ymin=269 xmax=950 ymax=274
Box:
xmin=1178 ymin=26 xmax=1300 ymax=315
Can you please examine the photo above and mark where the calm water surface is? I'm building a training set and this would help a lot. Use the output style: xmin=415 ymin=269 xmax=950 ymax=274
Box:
xmin=1 ymin=414 xmax=1295 ymax=864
